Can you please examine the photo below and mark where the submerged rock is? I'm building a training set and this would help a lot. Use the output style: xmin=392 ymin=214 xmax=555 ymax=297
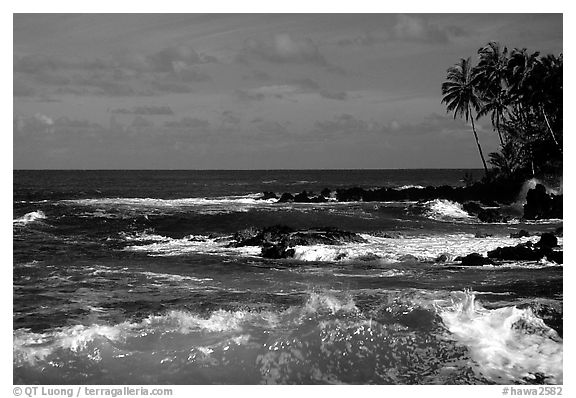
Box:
xmin=231 ymin=225 xmax=367 ymax=259
xmin=455 ymin=253 xmax=494 ymax=266
xmin=487 ymin=233 xmax=562 ymax=264
xmin=523 ymin=184 xmax=563 ymax=220
xmin=510 ymin=229 xmax=531 ymax=238
xmin=260 ymin=191 xmax=278 ymax=200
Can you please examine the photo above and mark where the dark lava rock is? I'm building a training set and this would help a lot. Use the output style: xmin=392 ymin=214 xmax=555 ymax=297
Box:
xmin=510 ymin=229 xmax=530 ymax=238
xmin=261 ymin=241 xmax=295 ymax=259
xmin=462 ymin=201 xmax=483 ymax=215
xmin=455 ymin=253 xmax=494 ymax=266
xmin=398 ymin=254 xmax=419 ymax=263
xmin=260 ymin=191 xmax=278 ymax=200
xmin=435 ymin=253 xmax=451 ymax=263
xmin=477 ymin=208 xmax=509 ymax=223
xmin=231 ymin=225 xmax=366 ymax=259
xmin=278 ymin=192 xmax=295 ymax=203
xmin=535 ymin=232 xmax=558 ymax=249
xmin=487 ymin=233 xmax=562 ymax=264
xmin=487 ymin=243 xmax=542 ymax=262
xmin=320 ymin=188 xmax=332 ymax=198
xmin=523 ymin=184 xmax=563 ymax=220
xmin=294 ymin=190 xmax=312 ymax=203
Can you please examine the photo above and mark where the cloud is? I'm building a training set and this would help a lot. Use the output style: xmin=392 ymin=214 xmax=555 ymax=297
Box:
xmin=393 ymin=15 xmax=450 ymax=43
xmin=110 ymin=106 xmax=174 ymax=115
xmin=319 ymin=90 xmax=348 ymax=101
xmin=237 ymin=34 xmax=327 ymax=66
xmin=253 ymin=119 xmax=291 ymax=135
xmin=290 ymin=78 xmax=320 ymax=91
xmin=13 ymin=44 xmax=218 ymax=98
xmin=312 ymin=114 xmax=384 ymax=138
xmin=165 ymin=117 xmax=210 ymax=130
xmin=146 ymin=46 xmax=202 ymax=72
xmin=14 ymin=80 xmax=35 ymax=97
xmin=242 ymin=70 xmax=271 ymax=81
xmin=233 ymin=89 xmax=266 ymax=102
xmin=337 ymin=15 xmax=468 ymax=47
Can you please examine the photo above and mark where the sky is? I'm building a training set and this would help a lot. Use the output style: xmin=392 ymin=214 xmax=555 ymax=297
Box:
xmin=13 ymin=13 xmax=563 ymax=169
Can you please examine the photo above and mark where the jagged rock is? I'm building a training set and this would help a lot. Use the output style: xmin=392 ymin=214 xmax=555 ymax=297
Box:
xmin=320 ymin=188 xmax=332 ymax=198
xmin=462 ymin=201 xmax=483 ymax=215
xmin=535 ymin=232 xmax=558 ymax=249
xmin=231 ymin=225 xmax=366 ymax=259
xmin=487 ymin=243 xmax=542 ymax=261
xmin=278 ymin=192 xmax=295 ymax=203
xmin=261 ymin=241 xmax=295 ymax=259
xmin=475 ymin=231 xmax=493 ymax=238
xmin=398 ymin=254 xmax=419 ymax=262
xmin=510 ymin=229 xmax=530 ymax=238
xmin=435 ymin=253 xmax=452 ymax=262
xmin=523 ymin=184 xmax=563 ymax=220
xmin=455 ymin=253 xmax=494 ymax=266
xmin=260 ymin=191 xmax=278 ymax=200
xmin=477 ymin=208 xmax=509 ymax=223
xmin=487 ymin=233 xmax=562 ymax=264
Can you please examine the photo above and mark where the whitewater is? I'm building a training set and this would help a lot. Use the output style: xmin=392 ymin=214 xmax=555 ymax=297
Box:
xmin=13 ymin=169 xmax=562 ymax=384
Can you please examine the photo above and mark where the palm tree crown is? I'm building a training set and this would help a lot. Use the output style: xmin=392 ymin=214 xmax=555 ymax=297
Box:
xmin=441 ymin=57 xmax=488 ymax=174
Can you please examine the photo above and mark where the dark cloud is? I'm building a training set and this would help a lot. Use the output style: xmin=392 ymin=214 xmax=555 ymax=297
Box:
xmin=146 ymin=45 xmax=218 ymax=72
xmin=146 ymin=46 xmax=202 ymax=72
xmin=233 ymin=89 xmax=266 ymax=102
xmin=312 ymin=114 xmax=384 ymax=138
xmin=290 ymin=78 xmax=320 ymax=91
xmin=337 ymin=15 xmax=468 ymax=47
xmin=13 ymin=80 xmax=36 ymax=97
xmin=131 ymin=116 xmax=154 ymax=128
xmin=149 ymin=80 xmax=193 ymax=94
xmin=13 ymin=44 xmax=217 ymax=98
xmin=165 ymin=117 xmax=211 ymax=130
xmin=319 ymin=90 xmax=348 ymax=101
xmin=237 ymin=34 xmax=327 ymax=66
xmin=253 ymin=119 xmax=290 ymax=135
xmin=110 ymin=106 xmax=174 ymax=115
xmin=242 ymin=70 xmax=271 ymax=81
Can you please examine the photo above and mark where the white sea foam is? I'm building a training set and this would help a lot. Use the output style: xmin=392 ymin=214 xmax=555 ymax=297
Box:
xmin=124 ymin=234 xmax=261 ymax=257
xmin=63 ymin=194 xmax=279 ymax=215
xmin=122 ymin=231 xmax=562 ymax=265
xmin=13 ymin=211 xmax=47 ymax=225
xmin=13 ymin=291 xmax=357 ymax=366
xmin=438 ymin=292 xmax=562 ymax=384
xmin=397 ymin=184 xmax=425 ymax=190
xmin=424 ymin=199 xmax=472 ymax=221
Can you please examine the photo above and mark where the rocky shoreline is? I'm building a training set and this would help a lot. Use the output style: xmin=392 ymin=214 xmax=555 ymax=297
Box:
xmin=227 ymin=224 xmax=563 ymax=265
xmin=259 ymin=182 xmax=562 ymax=221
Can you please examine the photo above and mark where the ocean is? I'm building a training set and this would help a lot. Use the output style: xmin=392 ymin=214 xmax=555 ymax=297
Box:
xmin=13 ymin=169 xmax=563 ymax=385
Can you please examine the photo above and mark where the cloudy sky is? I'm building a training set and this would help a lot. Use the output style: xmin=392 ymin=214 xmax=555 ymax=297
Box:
xmin=13 ymin=13 xmax=562 ymax=169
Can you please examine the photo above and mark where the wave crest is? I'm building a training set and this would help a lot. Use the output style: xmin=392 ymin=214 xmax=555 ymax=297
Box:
xmin=13 ymin=211 xmax=47 ymax=225
xmin=438 ymin=291 xmax=563 ymax=384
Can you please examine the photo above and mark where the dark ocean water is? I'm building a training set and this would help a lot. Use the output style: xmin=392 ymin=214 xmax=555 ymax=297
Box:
xmin=13 ymin=170 xmax=563 ymax=385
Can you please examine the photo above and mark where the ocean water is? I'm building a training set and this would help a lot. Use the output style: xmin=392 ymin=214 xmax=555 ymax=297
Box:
xmin=13 ymin=170 xmax=563 ymax=385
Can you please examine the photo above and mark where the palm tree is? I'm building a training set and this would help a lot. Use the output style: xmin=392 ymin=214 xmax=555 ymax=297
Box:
xmin=441 ymin=57 xmax=489 ymax=175
xmin=473 ymin=42 xmax=510 ymax=147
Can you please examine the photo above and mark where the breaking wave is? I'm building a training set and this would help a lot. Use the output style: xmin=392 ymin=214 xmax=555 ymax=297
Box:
xmin=14 ymin=290 xmax=561 ymax=384
xmin=121 ymin=231 xmax=561 ymax=265
xmin=13 ymin=211 xmax=47 ymax=225
xmin=424 ymin=199 xmax=472 ymax=221
xmin=438 ymin=291 xmax=563 ymax=384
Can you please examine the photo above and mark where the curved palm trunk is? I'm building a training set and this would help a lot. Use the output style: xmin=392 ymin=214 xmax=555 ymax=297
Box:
xmin=469 ymin=106 xmax=489 ymax=176
xmin=540 ymin=106 xmax=561 ymax=151
xmin=496 ymin=111 xmax=505 ymax=147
